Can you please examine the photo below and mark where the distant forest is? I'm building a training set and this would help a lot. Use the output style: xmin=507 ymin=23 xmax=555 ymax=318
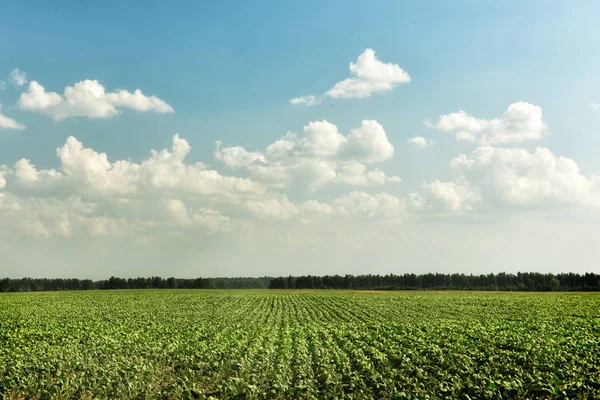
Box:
xmin=0 ymin=272 xmax=599 ymax=292
xmin=268 ymin=272 xmax=600 ymax=291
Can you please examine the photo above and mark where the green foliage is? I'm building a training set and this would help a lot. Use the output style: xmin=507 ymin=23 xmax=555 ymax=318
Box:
xmin=2 ymin=271 xmax=599 ymax=292
xmin=0 ymin=290 xmax=598 ymax=399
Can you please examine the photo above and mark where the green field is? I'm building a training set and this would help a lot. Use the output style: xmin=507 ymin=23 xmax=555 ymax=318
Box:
xmin=0 ymin=290 xmax=598 ymax=399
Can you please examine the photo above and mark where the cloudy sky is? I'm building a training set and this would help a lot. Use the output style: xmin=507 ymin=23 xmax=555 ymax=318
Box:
xmin=1 ymin=1 xmax=600 ymax=278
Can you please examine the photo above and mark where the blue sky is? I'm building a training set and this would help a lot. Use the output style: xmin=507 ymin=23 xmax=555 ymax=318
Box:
xmin=1 ymin=1 xmax=600 ymax=277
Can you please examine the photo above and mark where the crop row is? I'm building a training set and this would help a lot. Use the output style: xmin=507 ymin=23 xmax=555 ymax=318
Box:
xmin=0 ymin=290 xmax=598 ymax=399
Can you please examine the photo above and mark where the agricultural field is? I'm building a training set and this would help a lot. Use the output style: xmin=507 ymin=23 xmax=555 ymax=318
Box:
xmin=0 ymin=290 xmax=598 ymax=399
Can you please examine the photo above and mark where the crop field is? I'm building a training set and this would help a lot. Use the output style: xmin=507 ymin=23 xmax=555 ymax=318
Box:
xmin=0 ymin=290 xmax=598 ymax=399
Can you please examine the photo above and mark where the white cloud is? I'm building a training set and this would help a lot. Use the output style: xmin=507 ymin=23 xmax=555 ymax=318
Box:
xmin=300 ymin=192 xmax=405 ymax=219
xmin=429 ymin=102 xmax=548 ymax=145
xmin=13 ymin=158 xmax=61 ymax=187
xmin=302 ymin=120 xmax=347 ymax=156
xmin=0 ymin=81 xmax=6 ymax=90
xmin=10 ymin=69 xmax=28 ymax=87
xmin=214 ymin=142 xmax=266 ymax=168
xmin=289 ymin=49 xmax=410 ymax=104
xmin=3 ymin=127 xmax=600 ymax=277
xmin=0 ymin=135 xmax=301 ymax=239
xmin=326 ymin=49 xmax=410 ymax=99
xmin=408 ymin=192 xmax=426 ymax=211
xmin=166 ymin=199 xmax=191 ymax=225
xmin=17 ymin=79 xmax=173 ymax=121
xmin=244 ymin=196 xmax=298 ymax=219
xmin=289 ymin=95 xmax=322 ymax=106
xmin=413 ymin=145 xmax=600 ymax=214
xmin=0 ymin=122 xmax=405 ymax=244
xmin=300 ymin=200 xmax=333 ymax=215
xmin=450 ymin=146 xmax=600 ymax=208
xmin=589 ymin=103 xmax=600 ymax=111
xmin=0 ymin=193 xmax=135 ymax=239
xmin=332 ymin=191 xmax=405 ymax=218
xmin=407 ymin=136 xmax=435 ymax=149
xmin=0 ymin=106 xmax=26 ymax=130
xmin=336 ymin=162 xmax=400 ymax=186
xmin=8 ymin=134 xmax=271 ymax=207
xmin=285 ymin=160 xmax=338 ymax=192
xmin=164 ymin=200 xmax=239 ymax=233
xmin=191 ymin=208 xmax=240 ymax=233
xmin=214 ymin=119 xmax=397 ymax=191
xmin=341 ymin=120 xmax=394 ymax=163
xmin=422 ymin=177 xmax=481 ymax=212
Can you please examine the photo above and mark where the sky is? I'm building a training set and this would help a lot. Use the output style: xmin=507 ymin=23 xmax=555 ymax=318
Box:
xmin=1 ymin=0 xmax=600 ymax=278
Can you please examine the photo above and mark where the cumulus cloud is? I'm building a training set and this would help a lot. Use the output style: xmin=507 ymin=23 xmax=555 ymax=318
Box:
xmin=589 ymin=103 xmax=600 ymax=111
xmin=407 ymin=136 xmax=435 ymax=149
xmin=17 ymin=79 xmax=174 ymax=121
xmin=326 ymin=49 xmax=411 ymax=99
xmin=332 ymin=191 xmax=405 ymax=218
xmin=37 ymin=134 xmax=264 ymax=198
xmin=289 ymin=95 xmax=322 ymax=106
xmin=10 ymin=69 xmax=28 ymax=87
xmin=450 ymin=146 xmax=600 ymax=208
xmin=191 ymin=208 xmax=242 ymax=233
xmin=0 ymin=135 xmax=304 ymax=239
xmin=300 ymin=200 xmax=333 ymax=215
xmin=336 ymin=163 xmax=400 ymax=186
xmin=6 ymin=134 xmax=273 ymax=208
xmin=299 ymin=192 xmax=405 ymax=219
xmin=13 ymin=158 xmax=62 ymax=187
xmin=0 ymin=122 xmax=408 ymax=240
xmin=302 ymin=120 xmax=347 ymax=156
xmin=0 ymin=105 xmax=26 ymax=130
xmin=341 ymin=120 xmax=395 ymax=162
xmin=421 ymin=178 xmax=481 ymax=213
xmin=245 ymin=196 xmax=298 ymax=219
xmin=5 ymin=115 xmax=599 ymax=249
xmin=214 ymin=142 xmax=266 ymax=168
xmin=166 ymin=199 xmax=191 ymax=225
xmin=0 ymin=193 xmax=136 ymax=239
xmin=289 ymin=48 xmax=410 ymax=104
xmin=412 ymin=145 xmax=600 ymax=214
xmin=215 ymin=119 xmax=398 ymax=191
xmin=165 ymin=199 xmax=241 ymax=233
xmin=428 ymin=102 xmax=548 ymax=145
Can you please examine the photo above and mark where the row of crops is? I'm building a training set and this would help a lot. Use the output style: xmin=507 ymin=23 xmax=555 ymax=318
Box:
xmin=1 ymin=290 xmax=598 ymax=399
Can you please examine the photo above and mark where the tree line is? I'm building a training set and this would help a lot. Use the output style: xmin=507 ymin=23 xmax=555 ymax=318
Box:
xmin=0 ymin=276 xmax=270 ymax=292
xmin=0 ymin=272 xmax=598 ymax=293
xmin=268 ymin=272 xmax=600 ymax=291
